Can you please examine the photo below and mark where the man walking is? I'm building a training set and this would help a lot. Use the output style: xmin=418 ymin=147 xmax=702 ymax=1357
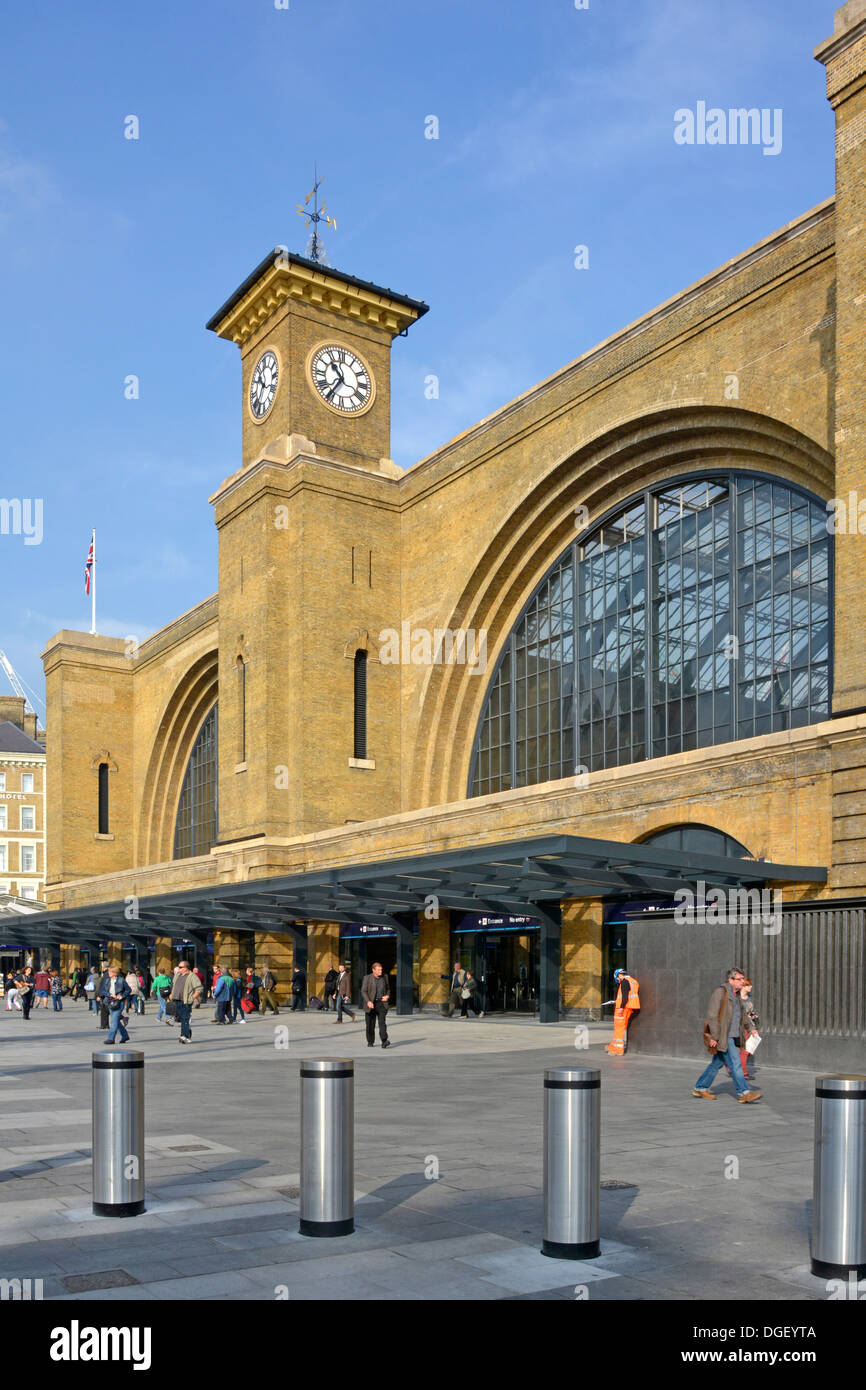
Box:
xmin=290 ymin=964 xmax=306 ymax=1011
xmin=260 ymin=964 xmax=280 ymax=1015
xmin=170 ymin=960 xmax=203 ymax=1044
xmin=100 ymin=967 xmax=132 ymax=1046
xmin=444 ymin=961 xmax=466 ymax=1017
xmin=361 ymin=962 xmax=390 ymax=1048
xmin=335 ymin=963 xmax=356 ymax=1023
xmin=693 ymin=967 xmax=762 ymax=1103
xmin=322 ymin=961 xmax=339 ymax=1012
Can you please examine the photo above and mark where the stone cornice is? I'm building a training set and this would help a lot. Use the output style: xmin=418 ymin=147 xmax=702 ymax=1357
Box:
xmin=815 ymin=6 xmax=866 ymax=106
xmin=208 ymin=251 xmax=426 ymax=347
xmin=209 ymin=437 xmax=401 ymax=524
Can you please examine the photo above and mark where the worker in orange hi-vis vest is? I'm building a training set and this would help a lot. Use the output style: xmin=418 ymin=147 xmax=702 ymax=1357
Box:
xmin=605 ymin=968 xmax=640 ymax=1055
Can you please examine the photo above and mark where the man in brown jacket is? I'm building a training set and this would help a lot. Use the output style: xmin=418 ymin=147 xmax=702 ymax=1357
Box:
xmin=170 ymin=961 xmax=203 ymax=1045
xmin=693 ymin=967 xmax=762 ymax=1103
xmin=335 ymin=963 xmax=356 ymax=1023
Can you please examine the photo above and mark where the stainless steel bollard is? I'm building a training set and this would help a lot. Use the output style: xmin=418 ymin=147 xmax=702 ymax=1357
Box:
xmin=92 ymin=1050 xmax=145 ymax=1217
xmin=299 ymin=1058 xmax=354 ymax=1237
xmin=542 ymin=1066 xmax=600 ymax=1259
xmin=811 ymin=1074 xmax=866 ymax=1278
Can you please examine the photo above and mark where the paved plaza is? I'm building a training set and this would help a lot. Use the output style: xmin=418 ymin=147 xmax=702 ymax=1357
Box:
xmin=0 ymin=1000 xmax=835 ymax=1302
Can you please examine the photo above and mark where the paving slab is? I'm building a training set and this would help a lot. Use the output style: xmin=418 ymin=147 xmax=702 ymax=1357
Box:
xmin=0 ymin=1002 xmax=830 ymax=1302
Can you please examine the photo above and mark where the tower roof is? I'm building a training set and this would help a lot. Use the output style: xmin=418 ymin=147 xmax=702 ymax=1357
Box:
xmin=206 ymin=248 xmax=428 ymax=346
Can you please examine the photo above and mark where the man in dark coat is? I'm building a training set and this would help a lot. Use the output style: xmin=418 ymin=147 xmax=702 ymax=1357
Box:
xmin=290 ymin=965 xmax=307 ymax=1011
xmin=322 ymin=962 xmax=339 ymax=1012
xmin=361 ymin=962 xmax=390 ymax=1048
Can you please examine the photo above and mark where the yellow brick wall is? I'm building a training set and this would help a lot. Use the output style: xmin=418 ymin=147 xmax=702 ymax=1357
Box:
xmin=818 ymin=22 xmax=866 ymax=715
xmin=417 ymin=911 xmax=450 ymax=1006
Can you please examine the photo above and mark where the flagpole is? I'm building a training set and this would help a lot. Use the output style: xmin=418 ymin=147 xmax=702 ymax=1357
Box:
xmin=91 ymin=528 xmax=96 ymax=635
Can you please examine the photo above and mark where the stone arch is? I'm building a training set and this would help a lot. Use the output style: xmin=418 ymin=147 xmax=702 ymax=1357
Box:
xmin=138 ymin=650 xmax=218 ymax=864
xmin=409 ymin=405 xmax=833 ymax=807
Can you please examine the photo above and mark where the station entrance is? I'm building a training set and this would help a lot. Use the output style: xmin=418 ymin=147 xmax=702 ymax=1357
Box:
xmin=453 ymin=916 xmax=540 ymax=1014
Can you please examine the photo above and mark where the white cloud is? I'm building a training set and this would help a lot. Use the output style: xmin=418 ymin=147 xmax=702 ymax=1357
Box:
xmin=450 ymin=0 xmax=777 ymax=189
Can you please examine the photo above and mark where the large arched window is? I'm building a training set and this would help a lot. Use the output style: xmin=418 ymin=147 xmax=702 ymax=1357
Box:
xmin=470 ymin=473 xmax=831 ymax=796
xmin=174 ymin=704 xmax=218 ymax=859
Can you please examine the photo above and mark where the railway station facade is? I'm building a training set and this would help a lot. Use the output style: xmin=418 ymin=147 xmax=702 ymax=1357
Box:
xmin=19 ymin=4 xmax=866 ymax=1056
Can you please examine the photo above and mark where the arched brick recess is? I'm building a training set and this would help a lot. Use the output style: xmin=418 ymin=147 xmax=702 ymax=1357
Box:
xmin=138 ymin=651 xmax=218 ymax=863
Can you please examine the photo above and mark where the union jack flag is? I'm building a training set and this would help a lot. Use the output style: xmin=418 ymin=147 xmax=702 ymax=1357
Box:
xmin=84 ymin=534 xmax=94 ymax=595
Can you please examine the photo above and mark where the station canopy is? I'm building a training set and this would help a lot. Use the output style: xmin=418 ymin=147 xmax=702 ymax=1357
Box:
xmin=4 ymin=834 xmax=827 ymax=947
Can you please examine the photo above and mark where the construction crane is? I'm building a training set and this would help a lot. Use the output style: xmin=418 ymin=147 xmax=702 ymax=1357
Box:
xmin=0 ymin=649 xmax=45 ymax=721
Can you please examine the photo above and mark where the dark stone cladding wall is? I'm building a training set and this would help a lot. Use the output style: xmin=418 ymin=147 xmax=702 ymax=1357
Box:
xmin=625 ymin=905 xmax=866 ymax=1073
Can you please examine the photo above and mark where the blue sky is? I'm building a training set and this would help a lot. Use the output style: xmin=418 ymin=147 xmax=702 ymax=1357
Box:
xmin=0 ymin=0 xmax=837 ymax=710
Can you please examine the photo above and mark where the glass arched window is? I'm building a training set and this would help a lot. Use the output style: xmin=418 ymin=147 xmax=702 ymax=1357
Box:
xmin=469 ymin=473 xmax=831 ymax=796
xmin=640 ymin=824 xmax=752 ymax=858
xmin=174 ymin=704 xmax=218 ymax=858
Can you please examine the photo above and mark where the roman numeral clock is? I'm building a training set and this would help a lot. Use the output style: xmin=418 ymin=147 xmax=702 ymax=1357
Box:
xmin=308 ymin=344 xmax=374 ymax=415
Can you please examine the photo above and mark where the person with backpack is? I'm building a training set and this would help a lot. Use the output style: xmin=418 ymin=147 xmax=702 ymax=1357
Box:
xmin=152 ymin=967 xmax=173 ymax=1023
xmin=212 ymin=966 xmax=234 ymax=1024
xmin=322 ymin=962 xmax=339 ymax=1013
xmin=260 ymin=964 xmax=280 ymax=1015
xmin=230 ymin=973 xmax=246 ymax=1023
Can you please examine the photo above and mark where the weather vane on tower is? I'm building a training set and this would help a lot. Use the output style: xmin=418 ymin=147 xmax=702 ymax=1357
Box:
xmin=297 ymin=165 xmax=337 ymax=265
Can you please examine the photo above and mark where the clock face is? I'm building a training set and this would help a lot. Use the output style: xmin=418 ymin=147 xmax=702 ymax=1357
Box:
xmin=249 ymin=349 xmax=279 ymax=420
xmin=310 ymin=344 xmax=373 ymax=413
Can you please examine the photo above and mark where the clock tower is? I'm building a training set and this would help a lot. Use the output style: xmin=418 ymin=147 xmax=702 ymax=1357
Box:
xmin=206 ymin=248 xmax=428 ymax=469
xmin=205 ymin=244 xmax=427 ymax=845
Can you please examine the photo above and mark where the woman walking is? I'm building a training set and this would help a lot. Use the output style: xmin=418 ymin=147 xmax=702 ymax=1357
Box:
xmin=125 ymin=968 xmax=143 ymax=1017
xmin=5 ymin=970 xmax=21 ymax=1011
xmin=16 ymin=966 xmax=35 ymax=1019
xmin=738 ymin=979 xmax=761 ymax=1083
xmin=459 ymin=970 xmax=480 ymax=1018
xmin=84 ymin=969 xmax=98 ymax=1013
xmin=50 ymin=970 xmax=63 ymax=1012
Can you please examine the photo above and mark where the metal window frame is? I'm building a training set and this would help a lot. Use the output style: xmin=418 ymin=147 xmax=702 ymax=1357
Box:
xmin=468 ymin=469 xmax=833 ymax=796
xmin=173 ymin=704 xmax=218 ymax=860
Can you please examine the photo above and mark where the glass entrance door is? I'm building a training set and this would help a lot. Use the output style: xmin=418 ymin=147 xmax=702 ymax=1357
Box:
xmin=476 ymin=932 xmax=539 ymax=1013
